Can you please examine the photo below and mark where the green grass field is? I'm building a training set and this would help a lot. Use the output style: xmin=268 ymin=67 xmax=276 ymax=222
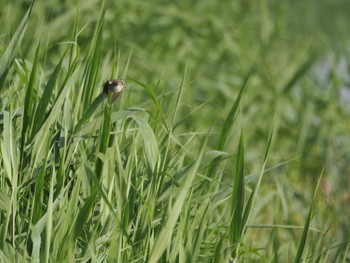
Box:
xmin=1 ymin=0 xmax=350 ymax=262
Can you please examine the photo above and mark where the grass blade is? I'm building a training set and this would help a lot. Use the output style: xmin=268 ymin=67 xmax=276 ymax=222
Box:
xmin=282 ymin=56 xmax=315 ymax=94
xmin=293 ymin=173 xmax=322 ymax=263
xmin=20 ymin=41 xmax=41 ymax=170
xmin=207 ymin=64 xmax=254 ymax=179
xmin=72 ymin=191 xmax=97 ymax=240
xmin=31 ymin=128 xmax=52 ymax=224
xmin=85 ymin=164 xmax=116 ymax=217
xmin=81 ymin=0 xmax=107 ymax=112
xmin=171 ymin=62 xmax=187 ymax=125
xmin=0 ymin=1 xmax=35 ymax=89
xmin=73 ymin=93 xmax=104 ymax=136
xmin=128 ymin=78 xmax=167 ymax=128
xmin=30 ymin=50 xmax=67 ymax=140
xmin=95 ymin=99 xmax=112 ymax=180
xmin=131 ymin=115 xmax=159 ymax=171
xmin=212 ymin=237 xmax=224 ymax=263
xmin=148 ymin=134 xmax=208 ymax=262
xmin=229 ymin=130 xmax=245 ymax=255
xmin=241 ymin=123 xmax=275 ymax=232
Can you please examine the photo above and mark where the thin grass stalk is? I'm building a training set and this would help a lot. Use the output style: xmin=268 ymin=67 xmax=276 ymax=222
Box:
xmin=241 ymin=124 xmax=275 ymax=231
xmin=293 ymin=173 xmax=323 ymax=263
xmin=206 ymin=64 xmax=254 ymax=181
xmin=69 ymin=0 xmax=80 ymax=65
xmin=341 ymin=243 xmax=349 ymax=263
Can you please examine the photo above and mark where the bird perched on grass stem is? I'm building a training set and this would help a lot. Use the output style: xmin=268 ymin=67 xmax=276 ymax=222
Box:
xmin=103 ymin=79 xmax=124 ymax=103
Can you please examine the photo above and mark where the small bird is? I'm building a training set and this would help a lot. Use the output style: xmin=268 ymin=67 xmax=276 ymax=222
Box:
xmin=103 ymin=79 xmax=124 ymax=102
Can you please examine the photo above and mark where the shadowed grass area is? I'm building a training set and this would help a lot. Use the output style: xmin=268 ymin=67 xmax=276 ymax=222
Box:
xmin=1 ymin=0 xmax=350 ymax=261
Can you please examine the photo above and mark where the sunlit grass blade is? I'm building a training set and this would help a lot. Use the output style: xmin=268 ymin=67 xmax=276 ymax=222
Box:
xmin=0 ymin=111 xmax=19 ymax=250
xmin=341 ymin=243 xmax=349 ymax=263
xmin=44 ymin=163 xmax=55 ymax=263
xmin=0 ymin=1 xmax=35 ymax=89
xmin=130 ymin=115 xmax=159 ymax=171
xmin=1 ymin=111 xmax=19 ymax=184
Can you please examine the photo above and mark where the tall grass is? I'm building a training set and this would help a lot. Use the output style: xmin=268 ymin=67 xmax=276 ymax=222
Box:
xmin=1 ymin=0 xmax=350 ymax=262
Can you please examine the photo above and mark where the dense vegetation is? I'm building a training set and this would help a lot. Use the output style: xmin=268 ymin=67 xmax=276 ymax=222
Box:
xmin=0 ymin=0 xmax=349 ymax=261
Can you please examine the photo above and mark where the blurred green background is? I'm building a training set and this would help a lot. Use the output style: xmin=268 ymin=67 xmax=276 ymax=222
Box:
xmin=1 ymin=0 xmax=350 ymax=260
